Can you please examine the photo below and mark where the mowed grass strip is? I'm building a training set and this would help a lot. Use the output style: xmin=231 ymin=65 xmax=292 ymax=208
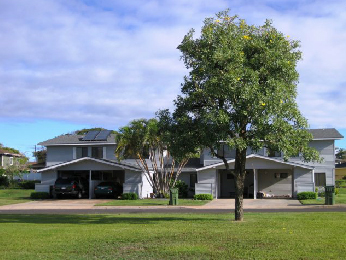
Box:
xmin=96 ymin=198 xmax=209 ymax=206
xmin=0 ymin=189 xmax=34 ymax=206
xmin=0 ymin=213 xmax=345 ymax=259
xmin=300 ymin=187 xmax=346 ymax=205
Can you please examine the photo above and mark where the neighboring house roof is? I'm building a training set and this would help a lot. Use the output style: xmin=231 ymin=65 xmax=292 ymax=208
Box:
xmin=38 ymin=134 xmax=116 ymax=146
xmin=336 ymin=162 xmax=346 ymax=169
xmin=0 ymin=149 xmax=23 ymax=157
xmin=196 ymin=154 xmax=314 ymax=172
xmin=308 ymin=128 xmax=343 ymax=140
xmin=37 ymin=157 xmax=141 ymax=172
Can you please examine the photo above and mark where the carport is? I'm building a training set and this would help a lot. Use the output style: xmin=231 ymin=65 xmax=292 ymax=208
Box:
xmin=36 ymin=157 xmax=141 ymax=199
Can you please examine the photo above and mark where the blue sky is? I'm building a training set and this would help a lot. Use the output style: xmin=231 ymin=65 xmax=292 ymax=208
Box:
xmin=1 ymin=0 xmax=346 ymax=160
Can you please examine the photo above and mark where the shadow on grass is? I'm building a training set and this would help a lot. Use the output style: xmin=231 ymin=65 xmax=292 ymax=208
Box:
xmin=0 ymin=214 xmax=226 ymax=225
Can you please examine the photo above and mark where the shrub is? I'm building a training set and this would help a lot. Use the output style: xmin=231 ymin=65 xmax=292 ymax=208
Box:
xmin=297 ymin=192 xmax=317 ymax=200
xmin=0 ymin=176 xmax=9 ymax=187
xmin=18 ymin=181 xmax=40 ymax=189
xmin=194 ymin=194 xmax=213 ymax=200
xmin=336 ymin=180 xmax=346 ymax=188
xmin=30 ymin=192 xmax=50 ymax=200
xmin=122 ymin=192 xmax=138 ymax=200
xmin=173 ymin=180 xmax=188 ymax=198
xmin=318 ymin=192 xmax=325 ymax=197
xmin=335 ymin=188 xmax=339 ymax=195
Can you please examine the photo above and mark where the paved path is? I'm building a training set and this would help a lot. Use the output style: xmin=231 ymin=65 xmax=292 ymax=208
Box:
xmin=0 ymin=198 xmax=345 ymax=214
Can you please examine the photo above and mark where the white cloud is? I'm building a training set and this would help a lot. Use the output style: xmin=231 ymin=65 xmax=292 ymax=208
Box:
xmin=0 ymin=0 xmax=345 ymax=130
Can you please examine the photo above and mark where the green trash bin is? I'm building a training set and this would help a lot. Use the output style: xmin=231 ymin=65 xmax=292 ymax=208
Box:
xmin=169 ymin=188 xmax=179 ymax=206
xmin=325 ymin=186 xmax=335 ymax=205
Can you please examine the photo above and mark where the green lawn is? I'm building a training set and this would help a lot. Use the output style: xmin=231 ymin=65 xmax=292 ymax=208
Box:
xmin=0 ymin=213 xmax=345 ymax=259
xmin=96 ymin=198 xmax=209 ymax=206
xmin=0 ymin=189 xmax=34 ymax=206
xmin=300 ymin=188 xmax=346 ymax=205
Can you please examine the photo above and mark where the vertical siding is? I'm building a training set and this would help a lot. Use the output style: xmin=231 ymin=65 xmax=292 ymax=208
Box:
xmin=196 ymin=169 xmax=216 ymax=198
xmin=40 ymin=170 xmax=57 ymax=185
xmin=257 ymin=169 xmax=292 ymax=196
xmin=293 ymin=168 xmax=314 ymax=196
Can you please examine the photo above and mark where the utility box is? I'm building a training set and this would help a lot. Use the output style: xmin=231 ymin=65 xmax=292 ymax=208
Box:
xmin=169 ymin=188 xmax=179 ymax=206
xmin=325 ymin=186 xmax=335 ymax=205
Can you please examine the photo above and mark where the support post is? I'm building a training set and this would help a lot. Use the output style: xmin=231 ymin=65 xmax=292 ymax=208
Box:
xmin=254 ymin=169 xmax=258 ymax=199
xmin=89 ymin=170 xmax=92 ymax=199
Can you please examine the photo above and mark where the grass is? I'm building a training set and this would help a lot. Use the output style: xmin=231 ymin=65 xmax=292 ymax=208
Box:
xmin=0 ymin=213 xmax=345 ymax=259
xmin=96 ymin=198 xmax=209 ymax=206
xmin=0 ymin=189 xmax=34 ymax=206
xmin=300 ymin=187 xmax=346 ymax=205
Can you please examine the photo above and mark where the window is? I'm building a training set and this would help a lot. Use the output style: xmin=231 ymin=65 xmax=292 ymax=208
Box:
xmin=92 ymin=147 xmax=103 ymax=159
xmin=275 ymin=173 xmax=288 ymax=178
xmin=190 ymin=173 xmax=197 ymax=188
xmin=76 ymin=147 xmax=88 ymax=159
xmin=227 ymin=173 xmax=234 ymax=179
xmin=315 ymin=172 xmax=326 ymax=187
xmin=267 ymin=148 xmax=281 ymax=158
xmin=9 ymin=157 xmax=13 ymax=165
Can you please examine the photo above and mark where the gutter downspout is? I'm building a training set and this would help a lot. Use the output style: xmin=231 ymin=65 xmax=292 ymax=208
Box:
xmin=89 ymin=170 xmax=92 ymax=199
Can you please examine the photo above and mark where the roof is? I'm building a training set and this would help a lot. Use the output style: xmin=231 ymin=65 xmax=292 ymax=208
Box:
xmin=38 ymin=134 xmax=116 ymax=146
xmin=0 ymin=149 xmax=23 ymax=157
xmin=309 ymin=128 xmax=343 ymax=140
xmin=37 ymin=157 xmax=141 ymax=172
xmin=196 ymin=154 xmax=314 ymax=172
xmin=336 ymin=162 xmax=346 ymax=169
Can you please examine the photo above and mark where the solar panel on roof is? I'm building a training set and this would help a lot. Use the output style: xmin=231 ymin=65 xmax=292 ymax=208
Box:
xmin=94 ymin=130 xmax=112 ymax=141
xmin=82 ymin=130 xmax=100 ymax=141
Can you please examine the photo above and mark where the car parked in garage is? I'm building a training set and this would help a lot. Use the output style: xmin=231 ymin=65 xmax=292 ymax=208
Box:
xmin=53 ymin=177 xmax=89 ymax=199
xmin=94 ymin=181 xmax=123 ymax=199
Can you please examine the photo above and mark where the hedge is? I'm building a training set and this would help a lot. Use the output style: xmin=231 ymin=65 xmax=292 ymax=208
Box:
xmin=194 ymin=194 xmax=213 ymax=200
xmin=122 ymin=192 xmax=138 ymax=200
xmin=297 ymin=192 xmax=317 ymax=200
xmin=18 ymin=181 xmax=40 ymax=189
xmin=30 ymin=192 xmax=50 ymax=200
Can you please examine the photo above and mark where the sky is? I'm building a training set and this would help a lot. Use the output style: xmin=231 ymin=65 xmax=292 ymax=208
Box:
xmin=1 ymin=0 xmax=346 ymax=160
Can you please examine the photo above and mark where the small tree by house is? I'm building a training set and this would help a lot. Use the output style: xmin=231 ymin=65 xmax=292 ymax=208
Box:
xmin=115 ymin=118 xmax=194 ymax=197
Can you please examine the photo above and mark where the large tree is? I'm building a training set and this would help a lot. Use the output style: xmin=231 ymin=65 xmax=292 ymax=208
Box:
xmin=115 ymin=118 xmax=192 ymax=197
xmin=171 ymin=10 xmax=320 ymax=221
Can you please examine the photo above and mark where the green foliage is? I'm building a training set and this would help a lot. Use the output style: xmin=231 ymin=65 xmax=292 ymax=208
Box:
xmin=74 ymin=128 xmax=117 ymax=135
xmin=173 ymin=9 xmax=320 ymax=162
xmin=336 ymin=148 xmax=346 ymax=160
xmin=335 ymin=188 xmax=339 ymax=195
xmin=32 ymin=150 xmax=47 ymax=163
xmin=30 ymin=192 xmax=50 ymax=199
xmin=194 ymin=194 xmax=213 ymax=200
xmin=335 ymin=180 xmax=346 ymax=188
xmin=318 ymin=192 xmax=325 ymax=197
xmin=122 ymin=192 xmax=138 ymax=200
xmin=115 ymin=118 xmax=191 ymax=197
xmin=18 ymin=181 xmax=40 ymax=189
xmin=0 ymin=143 xmax=20 ymax=154
xmin=297 ymin=192 xmax=317 ymax=200
xmin=173 ymin=180 xmax=188 ymax=198
xmin=0 ymin=176 xmax=9 ymax=187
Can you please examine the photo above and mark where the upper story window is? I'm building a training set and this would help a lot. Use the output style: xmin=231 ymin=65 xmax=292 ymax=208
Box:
xmin=267 ymin=148 xmax=281 ymax=158
xmin=76 ymin=147 xmax=88 ymax=159
xmin=92 ymin=147 xmax=103 ymax=159
xmin=9 ymin=157 xmax=13 ymax=165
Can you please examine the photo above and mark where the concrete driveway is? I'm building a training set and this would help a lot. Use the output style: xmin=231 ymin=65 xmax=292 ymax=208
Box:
xmin=1 ymin=198 xmax=345 ymax=214
xmin=0 ymin=198 xmax=312 ymax=210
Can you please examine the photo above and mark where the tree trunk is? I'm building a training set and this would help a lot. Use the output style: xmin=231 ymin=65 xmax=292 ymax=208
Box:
xmin=234 ymin=148 xmax=247 ymax=221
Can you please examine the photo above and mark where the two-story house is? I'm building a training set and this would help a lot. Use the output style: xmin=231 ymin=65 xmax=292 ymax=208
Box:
xmin=36 ymin=128 xmax=343 ymax=199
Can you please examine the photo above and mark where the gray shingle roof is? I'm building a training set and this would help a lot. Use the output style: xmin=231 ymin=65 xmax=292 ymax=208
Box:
xmin=38 ymin=134 xmax=116 ymax=146
xmin=308 ymin=128 xmax=343 ymax=140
